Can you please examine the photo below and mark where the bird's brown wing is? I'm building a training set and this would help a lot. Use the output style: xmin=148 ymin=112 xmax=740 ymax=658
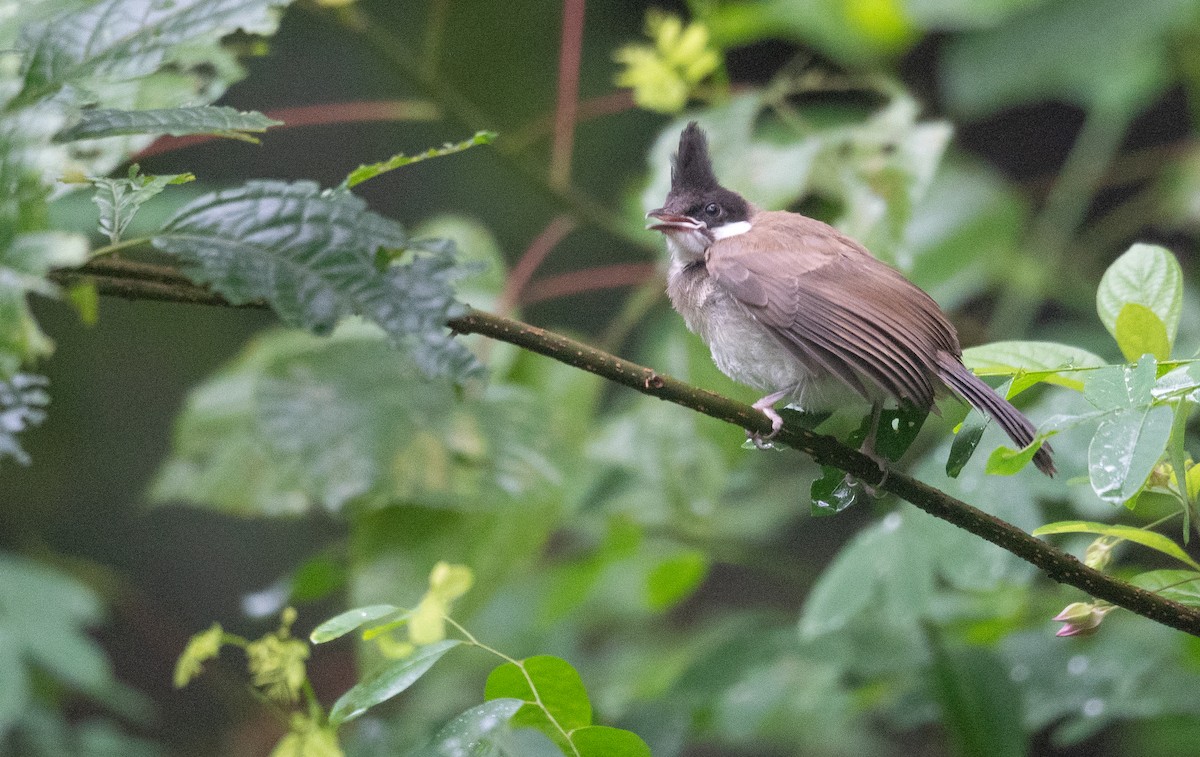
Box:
xmin=707 ymin=213 xmax=960 ymax=407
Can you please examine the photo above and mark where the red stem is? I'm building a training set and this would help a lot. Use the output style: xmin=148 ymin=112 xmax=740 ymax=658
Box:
xmin=132 ymin=100 xmax=440 ymax=159
xmin=550 ymin=0 xmax=585 ymax=190
xmin=521 ymin=263 xmax=657 ymax=306
xmin=499 ymin=215 xmax=578 ymax=313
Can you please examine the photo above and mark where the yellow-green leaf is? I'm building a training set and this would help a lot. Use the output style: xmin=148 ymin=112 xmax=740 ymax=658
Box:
xmin=1115 ymin=302 xmax=1171 ymax=362
xmin=173 ymin=623 xmax=224 ymax=688
xmin=1033 ymin=520 xmax=1200 ymax=570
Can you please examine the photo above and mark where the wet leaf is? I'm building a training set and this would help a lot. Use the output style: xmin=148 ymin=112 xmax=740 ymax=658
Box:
xmin=1088 ymin=405 xmax=1173 ymax=506
xmin=328 ymin=639 xmax=461 ymax=726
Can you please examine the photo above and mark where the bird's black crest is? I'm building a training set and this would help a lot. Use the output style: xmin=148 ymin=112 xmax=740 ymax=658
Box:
xmin=671 ymin=122 xmax=719 ymax=192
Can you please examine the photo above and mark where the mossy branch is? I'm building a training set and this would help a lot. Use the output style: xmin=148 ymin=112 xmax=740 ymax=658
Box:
xmin=52 ymin=257 xmax=1200 ymax=638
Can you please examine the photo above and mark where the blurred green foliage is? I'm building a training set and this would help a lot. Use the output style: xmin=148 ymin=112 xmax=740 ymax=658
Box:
xmin=3 ymin=0 xmax=1200 ymax=756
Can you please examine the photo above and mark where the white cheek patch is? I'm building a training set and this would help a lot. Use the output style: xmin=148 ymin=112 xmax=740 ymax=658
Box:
xmin=711 ymin=221 xmax=752 ymax=240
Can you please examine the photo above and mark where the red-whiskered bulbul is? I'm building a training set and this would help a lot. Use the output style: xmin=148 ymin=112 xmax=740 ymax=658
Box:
xmin=647 ymin=122 xmax=1054 ymax=476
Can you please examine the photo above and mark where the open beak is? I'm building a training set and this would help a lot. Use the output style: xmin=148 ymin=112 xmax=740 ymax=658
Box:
xmin=646 ymin=208 xmax=704 ymax=233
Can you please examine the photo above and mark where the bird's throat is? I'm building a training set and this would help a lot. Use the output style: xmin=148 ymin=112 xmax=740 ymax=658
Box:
xmin=711 ymin=220 xmax=751 ymax=240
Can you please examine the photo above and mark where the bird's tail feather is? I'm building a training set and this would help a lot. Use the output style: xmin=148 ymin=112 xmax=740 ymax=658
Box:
xmin=936 ymin=352 xmax=1055 ymax=476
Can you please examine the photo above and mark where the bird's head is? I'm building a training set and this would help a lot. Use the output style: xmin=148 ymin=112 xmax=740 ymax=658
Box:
xmin=647 ymin=122 xmax=751 ymax=262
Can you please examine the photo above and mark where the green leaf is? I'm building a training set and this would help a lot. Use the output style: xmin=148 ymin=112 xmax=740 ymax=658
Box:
xmin=0 ymin=231 xmax=89 ymax=376
xmin=344 ymin=131 xmax=497 ymax=188
xmin=1114 ymin=303 xmax=1171 ymax=362
xmin=288 ymin=554 xmax=346 ymax=603
xmin=1083 ymin=358 xmax=1157 ymax=411
xmin=946 ymin=409 xmax=987 ymax=478
xmin=0 ymin=553 xmax=110 ymax=711
xmin=0 ymin=635 xmax=25 ymax=737
xmin=907 ymin=158 xmax=1026 ymax=309
xmin=707 ymin=0 xmax=916 ymax=65
xmin=1097 ymin=243 xmax=1184 ymax=349
xmin=426 ymin=699 xmax=523 ymax=757
xmin=151 ymin=180 xmax=480 ymax=381
xmin=484 ymin=656 xmax=592 ymax=747
xmin=1088 ymin=404 xmax=1173 ymax=506
xmin=962 ymin=341 xmax=1106 ymax=393
xmin=1032 ymin=521 xmax=1200 ymax=570
xmin=328 ymin=639 xmax=460 ymax=726
xmin=645 ymin=551 xmax=708 ymax=610
xmin=1129 ymin=569 xmax=1200 ymax=606
xmin=152 ymin=325 xmax=555 ymax=514
xmin=570 ymin=726 xmax=652 ymax=757
xmin=309 ymin=605 xmax=398 ymax=644
xmin=91 ymin=165 xmax=194 ymax=244
xmin=929 ymin=641 xmax=1024 ymax=757
xmin=1154 ymin=365 xmax=1200 ymax=402
xmin=942 ymin=0 xmax=1196 ymax=114
xmin=18 ymin=0 xmax=292 ymax=101
xmin=0 ymin=373 xmax=50 ymax=466
xmin=59 ymin=106 xmax=281 ymax=142
xmin=984 ymin=437 xmax=1047 ymax=476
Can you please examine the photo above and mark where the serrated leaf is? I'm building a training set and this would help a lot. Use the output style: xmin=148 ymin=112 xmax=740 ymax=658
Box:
xmin=59 ymin=106 xmax=281 ymax=142
xmin=0 ymin=231 xmax=89 ymax=376
xmin=151 ymin=326 xmax=555 ymax=513
xmin=151 ymin=180 xmax=480 ymax=381
xmin=1129 ymin=569 xmax=1200 ymax=606
xmin=962 ymin=341 xmax=1106 ymax=393
xmin=1114 ymin=302 xmax=1171 ymax=362
xmin=328 ymin=639 xmax=460 ymax=726
xmin=484 ymin=656 xmax=591 ymax=749
xmin=18 ymin=0 xmax=292 ymax=101
xmin=0 ymin=373 xmax=50 ymax=466
xmin=344 ymin=131 xmax=497 ymax=188
xmin=91 ymin=166 xmax=194 ymax=244
xmin=426 ymin=699 xmax=523 ymax=757
xmin=1088 ymin=404 xmax=1173 ymax=506
xmin=1097 ymin=243 xmax=1184 ymax=349
xmin=309 ymin=605 xmax=398 ymax=644
xmin=570 ymin=726 xmax=652 ymax=757
xmin=0 ymin=553 xmax=111 ymax=708
xmin=1033 ymin=521 xmax=1200 ymax=570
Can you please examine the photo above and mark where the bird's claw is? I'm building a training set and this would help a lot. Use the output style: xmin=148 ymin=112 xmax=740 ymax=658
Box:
xmin=746 ymin=405 xmax=785 ymax=449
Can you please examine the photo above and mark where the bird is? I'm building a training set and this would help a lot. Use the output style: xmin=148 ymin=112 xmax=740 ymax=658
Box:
xmin=646 ymin=122 xmax=1055 ymax=476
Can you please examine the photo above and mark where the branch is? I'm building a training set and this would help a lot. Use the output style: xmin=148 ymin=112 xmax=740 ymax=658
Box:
xmin=53 ymin=259 xmax=1200 ymax=638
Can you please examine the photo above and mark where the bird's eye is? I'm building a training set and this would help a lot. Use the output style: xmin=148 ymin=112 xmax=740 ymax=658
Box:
xmin=704 ymin=202 xmax=720 ymax=216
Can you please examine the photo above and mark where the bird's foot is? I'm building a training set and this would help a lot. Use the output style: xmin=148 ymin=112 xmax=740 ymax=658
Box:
xmin=746 ymin=403 xmax=785 ymax=449
xmin=855 ymin=444 xmax=889 ymax=497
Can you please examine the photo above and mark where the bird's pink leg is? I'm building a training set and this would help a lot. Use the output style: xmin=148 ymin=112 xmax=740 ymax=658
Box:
xmin=747 ymin=386 xmax=795 ymax=449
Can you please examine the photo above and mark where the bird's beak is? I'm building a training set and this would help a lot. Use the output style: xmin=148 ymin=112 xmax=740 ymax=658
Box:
xmin=646 ymin=208 xmax=703 ymax=233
